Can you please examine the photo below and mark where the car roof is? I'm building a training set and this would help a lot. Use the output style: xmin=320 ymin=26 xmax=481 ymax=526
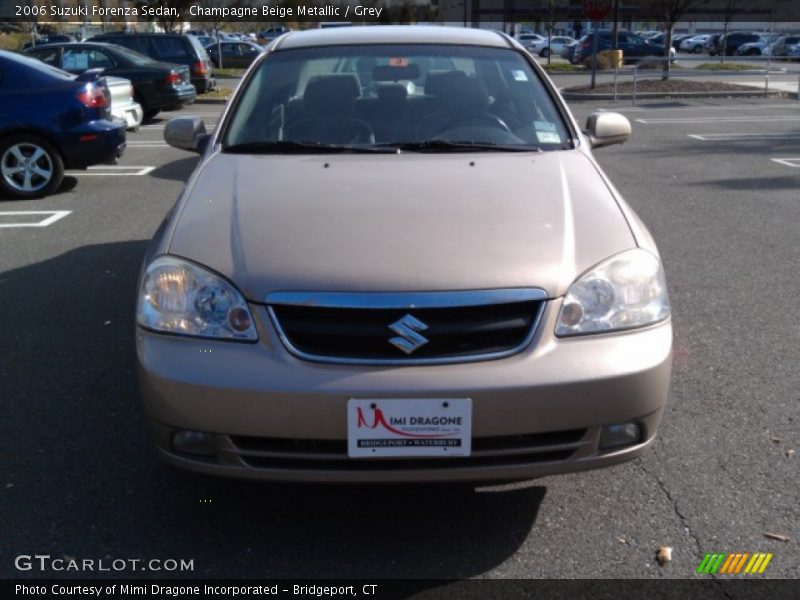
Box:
xmin=94 ymin=32 xmax=187 ymax=38
xmin=275 ymin=25 xmax=510 ymax=50
xmin=28 ymin=41 xmax=114 ymax=49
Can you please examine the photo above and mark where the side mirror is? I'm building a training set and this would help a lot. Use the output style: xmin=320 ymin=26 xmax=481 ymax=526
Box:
xmin=164 ymin=116 xmax=208 ymax=153
xmin=584 ymin=112 xmax=631 ymax=149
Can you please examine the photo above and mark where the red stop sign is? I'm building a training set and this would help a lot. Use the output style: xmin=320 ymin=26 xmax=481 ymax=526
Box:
xmin=583 ymin=0 xmax=612 ymax=21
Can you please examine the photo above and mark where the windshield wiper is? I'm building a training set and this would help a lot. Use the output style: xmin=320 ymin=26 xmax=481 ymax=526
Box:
xmin=222 ymin=141 xmax=396 ymax=154
xmin=376 ymin=140 xmax=542 ymax=153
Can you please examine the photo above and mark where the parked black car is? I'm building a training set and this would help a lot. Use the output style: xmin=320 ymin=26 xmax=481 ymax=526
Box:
xmin=574 ymin=31 xmax=672 ymax=65
xmin=88 ymin=32 xmax=215 ymax=92
xmin=0 ymin=51 xmax=125 ymax=199
xmin=205 ymin=41 xmax=264 ymax=68
xmin=717 ymin=32 xmax=761 ymax=56
xmin=25 ymin=42 xmax=196 ymax=120
xmin=671 ymin=34 xmax=694 ymax=51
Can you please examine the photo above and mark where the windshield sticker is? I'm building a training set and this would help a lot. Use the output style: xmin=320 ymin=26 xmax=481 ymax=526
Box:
xmin=536 ymin=131 xmax=562 ymax=144
xmin=388 ymin=57 xmax=409 ymax=67
xmin=534 ymin=121 xmax=557 ymax=132
xmin=511 ymin=69 xmax=528 ymax=81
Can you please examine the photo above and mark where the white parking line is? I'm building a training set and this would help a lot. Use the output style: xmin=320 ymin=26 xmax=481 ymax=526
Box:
xmin=125 ymin=142 xmax=169 ymax=148
xmin=139 ymin=123 xmax=217 ymax=130
xmin=67 ymin=166 xmax=156 ymax=176
xmin=771 ymin=158 xmax=800 ymax=168
xmin=0 ymin=210 xmax=71 ymax=228
xmin=688 ymin=133 xmax=800 ymax=141
xmin=599 ymin=103 xmax=800 ymax=113
xmin=638 ymin=116 xmax=800 ymax=124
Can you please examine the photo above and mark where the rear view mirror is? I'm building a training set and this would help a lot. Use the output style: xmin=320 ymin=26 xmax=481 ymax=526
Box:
xmin=373 ymin=64 xmax=421 ymax=82
xmin=584 ymin=112 xmax=631 ymax=149
xmin=164 ymin=117 xmax=208 ymax=153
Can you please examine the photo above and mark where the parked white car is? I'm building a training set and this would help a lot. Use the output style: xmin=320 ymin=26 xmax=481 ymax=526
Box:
xmin=515 ymin=33 xmax=546 ymax=50
xmin=680 ymin=34 xmax=709 ymax=53
xmin=106 ymin=76 xmax=143 ymax=130
xmin=531 ymin=36 xmax=577 ymax=58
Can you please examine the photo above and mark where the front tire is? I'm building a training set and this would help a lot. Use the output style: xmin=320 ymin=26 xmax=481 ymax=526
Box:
xmin=540 ymin=47 xmax=550 ymax=58
xmin=0 ymin=134 xmax=64 ymax=200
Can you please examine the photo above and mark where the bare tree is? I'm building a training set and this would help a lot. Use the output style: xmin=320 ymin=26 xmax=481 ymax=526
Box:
xmin=718 ymin=0 xmax=745 ymax=64
xmin=543 ymin=0 xmax=570 ymax=65
xmin=132 ymin=0 xmax=194 ymax=33
xmin=635 ymin=0 xmax=706 ymax=80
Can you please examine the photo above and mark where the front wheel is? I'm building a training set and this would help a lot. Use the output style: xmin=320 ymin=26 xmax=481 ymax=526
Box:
xmin=0 ymin=135 xmax=64 ymax=200
xmin=540 ymin=47 xmax=550 ymax=58
xmin=693 ymin=45 xmax=703 ymax=54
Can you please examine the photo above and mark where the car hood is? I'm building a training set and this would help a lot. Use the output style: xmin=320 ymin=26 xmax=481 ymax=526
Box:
xmin=168 ymin=150 xmax=636 ymax=301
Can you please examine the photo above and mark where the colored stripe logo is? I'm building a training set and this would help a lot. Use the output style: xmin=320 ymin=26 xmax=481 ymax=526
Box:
xmin=696 ymin=553 xmax=773 ymax=574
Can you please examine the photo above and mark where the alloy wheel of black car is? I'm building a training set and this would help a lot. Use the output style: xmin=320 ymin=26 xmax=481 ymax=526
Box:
xmin=0 ymin=135 xmax=64 ymax=199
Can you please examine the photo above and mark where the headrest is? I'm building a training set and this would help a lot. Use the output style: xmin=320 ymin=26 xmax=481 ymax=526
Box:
xmin=424 ymin=70 xmax=467 ymax=96
xmin=377 ymin=83 xmax=408 ymax=102
xmin=303 ymin=74 xmax=361 ymax=113
xmin=425 ymin=71 xmax=489 ymax=112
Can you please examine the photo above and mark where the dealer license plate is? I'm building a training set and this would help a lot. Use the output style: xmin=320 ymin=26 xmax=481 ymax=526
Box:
xmin=347 ymin=398 xmax=472 ymax=458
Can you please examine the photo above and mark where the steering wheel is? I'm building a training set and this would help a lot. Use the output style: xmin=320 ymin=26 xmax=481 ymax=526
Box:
xmin=443 ymin=114 xmax=512 ymax=133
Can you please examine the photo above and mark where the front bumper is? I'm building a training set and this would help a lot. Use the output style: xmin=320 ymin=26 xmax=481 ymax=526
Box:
xmin=136 ymin=300 xmax=672 ymax=483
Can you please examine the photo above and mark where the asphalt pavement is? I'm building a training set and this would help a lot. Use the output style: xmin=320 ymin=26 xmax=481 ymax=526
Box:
xmin=1 ymin=97 xmax=798 ymax=583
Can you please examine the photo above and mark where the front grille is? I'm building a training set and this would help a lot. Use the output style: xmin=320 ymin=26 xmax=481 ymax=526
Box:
xmin=267 ymin=289 xmax=546 ymax=364
xmin=229 ymin=429 xmax=587 ymax=471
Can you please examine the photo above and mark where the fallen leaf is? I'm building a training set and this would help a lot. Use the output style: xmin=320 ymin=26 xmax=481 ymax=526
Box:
xmin=104 ymin=320 xmax=112 ymax=326
xmin=770 ymin=436 xmax=782 ymax=444
xmin=616 ymin=536 xmax=627 ymax=544
xmin=763 ymin=532 xmax=790 ymax=542
xmin=655 ymin=546 xmax=672 ymax=566
xmin=786 ymin=449 xmax=796 ymax=458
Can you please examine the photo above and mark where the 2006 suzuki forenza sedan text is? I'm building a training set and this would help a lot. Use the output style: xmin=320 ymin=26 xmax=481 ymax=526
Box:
xmin=136 ymin=26 xmax=672 ymax=482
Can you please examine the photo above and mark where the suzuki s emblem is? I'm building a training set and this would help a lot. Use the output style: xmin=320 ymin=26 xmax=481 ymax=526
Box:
xmin=388 ymin=314 xmax=429 ymax=354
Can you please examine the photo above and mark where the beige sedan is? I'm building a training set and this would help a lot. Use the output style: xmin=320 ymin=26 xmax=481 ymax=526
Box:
xmin=136 ymin=26 xmax=672 ymax=483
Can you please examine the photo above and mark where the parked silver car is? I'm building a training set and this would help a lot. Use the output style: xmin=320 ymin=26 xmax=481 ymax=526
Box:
xmin=139 ymin=26 xmax=672 ymax=483
xmin=530 ymin=35 xmax=577 ymax=58
xmin=106 ymin=76 xmax=143 ymax=130
xmin=679 ymin=34 xmax=709 ymax=53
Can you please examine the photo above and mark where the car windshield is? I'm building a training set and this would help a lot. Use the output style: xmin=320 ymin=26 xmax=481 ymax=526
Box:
xmin=222 ymin=44 xmax=571 ymax=153
xmin=10 ymin=52 xmax=75 ymax=81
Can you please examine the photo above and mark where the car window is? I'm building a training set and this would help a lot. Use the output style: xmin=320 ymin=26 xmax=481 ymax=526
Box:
xmin=28 ymin=47 xmax=59 ymax=66
xmin=62 ymin=48 xmax=114 ymax=72
xmin=151 ymin=37 xmax=189 ymax=60
xmin=223 ymin=44 xmax=571 ymax=151
xmin=186 ymin=35 xmax=211 ymax=61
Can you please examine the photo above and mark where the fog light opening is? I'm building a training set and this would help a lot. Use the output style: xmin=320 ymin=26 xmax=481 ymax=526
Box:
xmin=172 ymin=430 xmax=216 ymax=457
xmin=599 ymin=422 xmax=641 ymax=450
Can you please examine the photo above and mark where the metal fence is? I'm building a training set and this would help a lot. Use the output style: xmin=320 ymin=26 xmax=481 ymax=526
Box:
xmin=580 ymin=54 xmax=800 ymax=105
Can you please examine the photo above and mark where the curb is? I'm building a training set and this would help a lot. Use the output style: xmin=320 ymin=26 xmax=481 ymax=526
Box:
xmin=561 ymin=89 xmax=791 ymax=101
xmin=194 ymin=98 xmax=228 ymax=105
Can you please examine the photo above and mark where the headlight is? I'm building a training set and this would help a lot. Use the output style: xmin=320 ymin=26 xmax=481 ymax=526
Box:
xmin=555 ymin=249 xmax=670 ymax=336
xmin=137 ymin=256 xmax=257 ymax=341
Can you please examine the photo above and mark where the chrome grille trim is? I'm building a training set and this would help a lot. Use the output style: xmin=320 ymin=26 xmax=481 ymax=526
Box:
xmin=265 ymin=289 xmax=548 ymax=366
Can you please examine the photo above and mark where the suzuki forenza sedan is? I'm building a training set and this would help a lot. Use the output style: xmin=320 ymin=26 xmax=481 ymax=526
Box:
xmin=137 ymin=26 xmax=672 ymax=482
